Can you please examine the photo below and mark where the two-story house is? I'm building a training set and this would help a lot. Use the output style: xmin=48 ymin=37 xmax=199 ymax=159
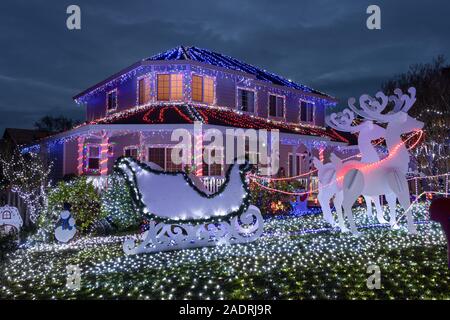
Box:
xmin=24 ymin=46 xmax=350 ymax=192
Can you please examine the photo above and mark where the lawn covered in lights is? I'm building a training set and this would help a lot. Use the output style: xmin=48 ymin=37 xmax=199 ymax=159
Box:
xmin=1 ymin=202 xmax=449 ymax=299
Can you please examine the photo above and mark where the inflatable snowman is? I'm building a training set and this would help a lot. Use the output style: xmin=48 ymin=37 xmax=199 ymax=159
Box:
xmin=55 ymin=209 xmax=76 ymax=243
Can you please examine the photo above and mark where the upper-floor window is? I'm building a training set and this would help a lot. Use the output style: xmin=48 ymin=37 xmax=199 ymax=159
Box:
xmin=269 ymin=94 xmax=285 ymax=118
xmin=106 ymin=90 xmax=117 ymax=112
xmin=237 ymin=88 xmax=255 ymax=113
xmin=192 ymin=75 xmax=214 ymax=104
xmin=157 ymin=74 xmax=184 ymax=101
xmin=300 ymin=101 xmax=314 ymax=123
xmin=138 ymin=77 xmax=150 ymax=105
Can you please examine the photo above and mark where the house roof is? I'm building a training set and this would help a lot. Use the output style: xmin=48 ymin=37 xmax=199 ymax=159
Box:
xmin=85 ymin=104 xmax=349 ymax=143
xmin=145 ymin=46 xmax=328 ymax=96
xmin=74 ymin=46 xmax=334 ymax=101
xmin=2 ymin=128 xmax=50 ymax=146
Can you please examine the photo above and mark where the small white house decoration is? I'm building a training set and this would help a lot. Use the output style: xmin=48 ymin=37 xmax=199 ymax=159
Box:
xmin=54 ymin=210 xmax=76 ymax=243
xmin=117 ymin=158 xmax=264 ymax=255
xmin=0 ymin=205 xmax=23 ymax=234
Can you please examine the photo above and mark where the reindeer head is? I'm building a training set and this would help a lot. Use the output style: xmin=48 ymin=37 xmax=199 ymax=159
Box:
xmin=347 ymin=87 xmax=424 ymax=134
xmin=325 ymin=108 xmax=385 ymax=141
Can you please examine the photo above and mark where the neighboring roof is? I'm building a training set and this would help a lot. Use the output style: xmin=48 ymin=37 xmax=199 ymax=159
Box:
xmin=2 ymin=128 xmax=50 ymax=146
xmin=85 ymin=105 xmax=349 ymax=143
xmin=145 ymin=46 xmax=327 ymax=95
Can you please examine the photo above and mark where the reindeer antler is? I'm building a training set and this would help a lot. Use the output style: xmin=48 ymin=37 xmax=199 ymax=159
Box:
xmin=389 ymin=87 xmax=416 ymax=113
xmin=325 ymin=108 xmax=368 ymax=133
xmin=348 ymin=87 xmax=416 ymax=123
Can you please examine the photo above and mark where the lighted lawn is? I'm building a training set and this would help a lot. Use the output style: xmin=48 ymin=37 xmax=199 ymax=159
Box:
xmin=1 ymin=203 xmax=449 ymax=299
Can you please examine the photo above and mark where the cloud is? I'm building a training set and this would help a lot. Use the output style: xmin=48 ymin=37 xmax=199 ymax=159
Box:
xmin=0 ymin=0 xmax=449 ymax=132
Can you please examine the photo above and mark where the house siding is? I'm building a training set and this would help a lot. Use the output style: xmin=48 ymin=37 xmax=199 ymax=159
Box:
xmin=81 ymin=62 xmax=330 ymax=128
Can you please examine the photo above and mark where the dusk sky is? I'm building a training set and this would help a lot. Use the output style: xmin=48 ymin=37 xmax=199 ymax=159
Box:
xmin=0 ymin=0 xmax=449 ymax=133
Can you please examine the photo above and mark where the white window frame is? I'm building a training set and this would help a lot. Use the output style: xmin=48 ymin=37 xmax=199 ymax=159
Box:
xmin=288 ymin=152 xmax=303 ymax=177
xmin=191 ymin=73 xmax=216 ymax=105
xmin=236 ymin=86 xmax=257 ymax=114
xmin=146 ymin=144 xmax=186 ymax=171
xmin=106 ymin=89 xmax=118 ymax=113
xmin=85 ymin=144 xmax=101 ymax=172
xmin=268 ymin=93 xmax=286 ymax=120
xmin=156 ymin=73 xmax=185 ymax=102
xmin=124 ymin=145 xmax=139 ymax=159
xmin=203 ymin=146 xmax=224 ymax=177
xmin=299 ymin=99 xmax=315 ymax=124
xmin=136 ymin=75 xmax=151 ymax=106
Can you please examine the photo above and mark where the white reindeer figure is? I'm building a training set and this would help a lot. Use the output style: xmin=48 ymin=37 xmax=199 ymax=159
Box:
xmin=334 ymin=87 xmax=423 ymax=235
xmin=313 ymin=109 xmax=387 ymax=231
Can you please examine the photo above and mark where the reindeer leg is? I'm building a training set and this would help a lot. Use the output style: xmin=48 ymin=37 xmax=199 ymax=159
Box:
xmin=387 ymin=171 xmax=417 ymax=234
xmin=318 ymin=191 xmax=336 ymax=227
xmin=373 ymin=196 xmax=388 ymax=224
xmin=385 ymin=193 xmax=399 ymax=230
xmin=334 ymin=191 xmax=349 ymax=232
xmin=364 ymin=195 xmax=374 ymax=219
xmin=343 ymin=169 xmax=364 ymax=236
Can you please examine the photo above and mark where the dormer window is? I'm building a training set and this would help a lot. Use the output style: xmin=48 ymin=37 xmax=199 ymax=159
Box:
xmin=300 ymin=100 xmax=314 ymax=123
xmin=237 ymin=88 xmax=255 ymax=113
xmin=269 ymin=94 xmax=285 ymax=118
xmin=192 ymin=75 xmax=214 ymax=104
xmin=106 ymin=89 xmax=117 ymax=112
xmin=157 ymin=74 xmax=184 ymax=101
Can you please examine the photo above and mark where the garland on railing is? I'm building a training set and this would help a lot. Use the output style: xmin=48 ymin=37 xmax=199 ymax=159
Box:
xmin=113 ymin=157 xmax=253 ymax=225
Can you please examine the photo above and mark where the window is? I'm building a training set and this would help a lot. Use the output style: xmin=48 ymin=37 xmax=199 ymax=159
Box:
xmin=296 ymin=154 xmax=301 ymax=176
xmin=157 ymin=74 xmax=170 ymax=101
xmin=86 ymin=145 xmax=100 ymax=170
xmin=269 ymin=94 xmax=284 ymax=117
xmin=203 ymin=148 xmax=223 ymax=176
xmin=237 ymin=89 xmax=255 ymax=112
xmin=170 ymin=74 xmax=183 ymax=101
xmin=124 ymin=146 xmax=138 ymax=159
xmin=107 ymin=145 xmax=114 ymax=157
xmin=2 ymin=210 xmax=11 ymax=219
xmin=138 ymin=77 xmax=150 ymax=105
xmin=165 ymin=148 xmax=183 ymax=172
xmin=107 ymin=90 xmax=117 ymax=111
xmin=157 ymin=74 xmax=183 ymax=101
xmin=300 ymin=101 xmax=314 ymax=123
xmin=192 ymin=75 xmax=203 ymax=102
xmin=244 ymin=140 xmax=258 ymax=164
xmin=288 ymin=154 xmax=294 ymax=177
xmin=288 ymin=153 xmax=303 ymax=177
xmin=148 ymin=147 xmax=165 ymax=169
xmin=148 ymin=147 xmax=183 ymax=172
xmin=192 ymin=75 xmax=214 ymax=103
xmin=203 ymin=77 xmax=214 ymax=104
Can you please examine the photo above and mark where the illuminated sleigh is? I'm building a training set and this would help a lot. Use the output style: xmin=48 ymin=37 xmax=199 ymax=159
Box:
xmin=115 ymin=157 xmax=264 ymax=255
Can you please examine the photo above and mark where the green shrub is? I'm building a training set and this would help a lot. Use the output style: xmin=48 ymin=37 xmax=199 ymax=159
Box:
xmin=43 ymin=177 xmax=102 ymax=233
xmin=101 ymin=174 xmax=140 ymax=231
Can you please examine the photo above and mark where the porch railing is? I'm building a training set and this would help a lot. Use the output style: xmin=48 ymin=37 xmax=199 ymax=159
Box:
xmin=200 ymin=176 xmax=226 ymax=194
